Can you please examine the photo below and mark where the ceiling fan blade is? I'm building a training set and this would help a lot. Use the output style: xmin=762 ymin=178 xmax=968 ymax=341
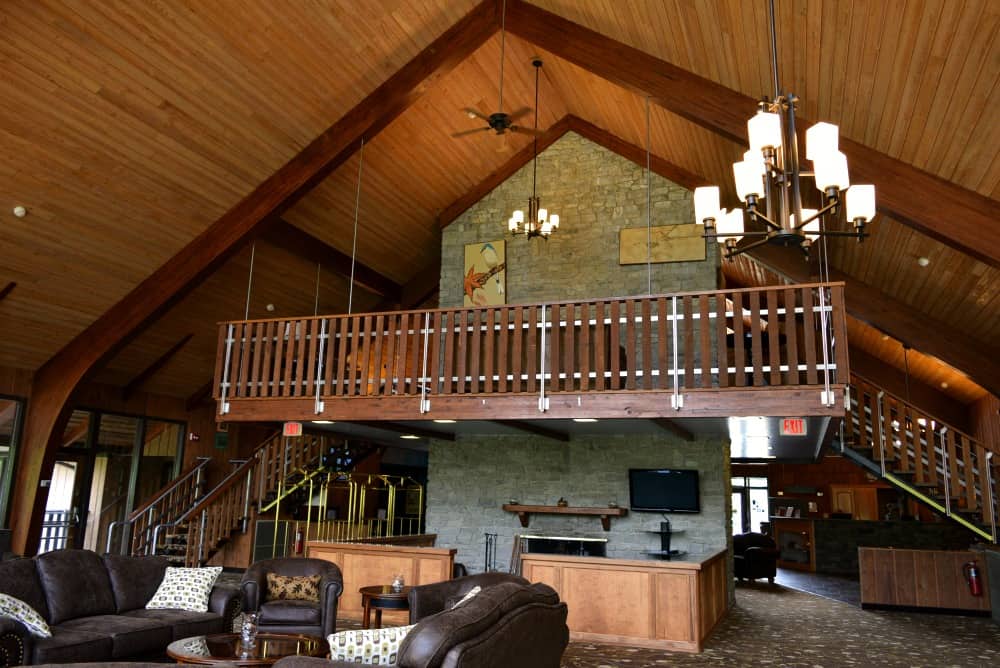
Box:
xmin=505 ymin=107 xmax=533 ymax=122
xmin=462 ymin=107 xmax=491 ymax=122
xmin=510 ymin=125 xmax=546 ymax=137
xmin=451 ymin=126 xmax=492 ymax=138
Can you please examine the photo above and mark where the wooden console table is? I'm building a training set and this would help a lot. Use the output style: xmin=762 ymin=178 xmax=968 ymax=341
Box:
xmin=502 ymin=504 xmax=627 ymax=531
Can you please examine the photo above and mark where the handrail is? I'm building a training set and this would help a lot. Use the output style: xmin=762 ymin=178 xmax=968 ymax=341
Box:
xmin=177 ymin=457 xmax=257 ymax=524
xmin=128 ymin=457 xmax=212 ymax=522
xmin=215 ymin=281 xmax=847 ymax=326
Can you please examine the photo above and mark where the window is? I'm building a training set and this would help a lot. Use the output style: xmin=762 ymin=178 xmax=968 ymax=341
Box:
xmin=0 ymin=396 xmax=24 ymax=526
xmin=731 ymin=475 xmax=769 ymax=535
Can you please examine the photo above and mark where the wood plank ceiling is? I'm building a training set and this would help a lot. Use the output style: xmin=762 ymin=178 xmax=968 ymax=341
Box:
xmin=0 ymin=0 xmax=996 ymax=404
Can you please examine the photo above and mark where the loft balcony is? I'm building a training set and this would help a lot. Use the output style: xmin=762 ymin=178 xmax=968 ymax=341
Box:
xmin=212 ymin=282 xmax=849 ymax=434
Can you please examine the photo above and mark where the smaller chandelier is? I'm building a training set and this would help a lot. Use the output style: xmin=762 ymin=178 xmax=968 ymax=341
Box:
xmin=508 ymin=59 xmax=559 ymax=240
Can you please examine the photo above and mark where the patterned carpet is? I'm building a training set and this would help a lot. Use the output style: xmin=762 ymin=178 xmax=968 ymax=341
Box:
xmin=560 ymin=581 xmax=1000 ymax=667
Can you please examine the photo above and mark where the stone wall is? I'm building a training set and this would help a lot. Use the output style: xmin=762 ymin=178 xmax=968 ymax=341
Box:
xmin=439 ymin=131 xmax=719 ymax=308
xmin=426 ymin=433 xmax=729 ymax=574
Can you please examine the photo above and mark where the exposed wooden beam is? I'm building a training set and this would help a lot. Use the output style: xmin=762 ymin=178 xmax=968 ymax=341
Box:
xmin=400 ymin=256 xmax=442 ymax=309
xmin=262 ymin=220 xmax=402 ymax=300
xmin=744 ymin=243 xmax=1000 ymax=397
xmin=495 ymin=420 xmax=570 ymax=442
xmin=8 ymin=1 xmax=500 ymax=555
xmin=505 ymin=0 xmax=1000 ymax=267
xmin=60 ymin=417 xmax=89 ymax=449
xmin=440 ymin=114 xmax=704 ymax=230
xmin=122 ymin=334 xmax=193 ymax=400
xmin=651 ymin=418 xmax=695 ymax=442
xmin=566 ymin=117 xmax=707 ymax=190
xmin=0 ymin=282 xmax=15 ymax=303
xmin=185 ymin=382 xmax=215 ymax=412
xmin=349 ymin=421 xmax=456 ymax=442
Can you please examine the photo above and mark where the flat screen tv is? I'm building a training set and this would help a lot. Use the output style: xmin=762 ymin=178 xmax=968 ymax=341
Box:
xmin=628 ymin=468 xmax=700 ymax=513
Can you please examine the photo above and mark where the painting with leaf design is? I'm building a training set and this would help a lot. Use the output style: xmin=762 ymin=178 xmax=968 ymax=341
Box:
xmin=463 ymin=240 xmax=506 ymax=307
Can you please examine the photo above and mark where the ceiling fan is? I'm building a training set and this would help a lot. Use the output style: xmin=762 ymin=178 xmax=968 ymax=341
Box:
xmin=451 ymin=0 xmax=543 ymax=142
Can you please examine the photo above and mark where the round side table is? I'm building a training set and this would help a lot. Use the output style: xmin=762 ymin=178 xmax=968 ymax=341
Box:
xmin=359 ymin=585 xmax=412 ymax=629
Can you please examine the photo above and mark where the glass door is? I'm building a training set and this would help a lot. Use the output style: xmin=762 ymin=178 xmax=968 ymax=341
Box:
xmin=732 ymin=476 xmax=770 ymax=534
xmin=86 ymin=414 xmax=141 ymax=552
xmin=0 ymin=397 xmax=24 ymax=526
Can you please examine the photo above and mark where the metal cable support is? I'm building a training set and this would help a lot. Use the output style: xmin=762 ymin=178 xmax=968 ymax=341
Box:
xmin=348 ymin=138 xmax=365 ymax=314
xmin=244 ymin=242 xmax=256 ymax=321
xmin=313 ymin=263 xmax=321 ymax=316
xmin=645 ymin=95 xmax=652 ymax=294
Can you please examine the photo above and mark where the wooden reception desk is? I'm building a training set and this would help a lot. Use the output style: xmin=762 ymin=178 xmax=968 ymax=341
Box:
xmin=307 ymin=541 xmax=455 ymax=624
xmin=521 ymin=550 xmax=728 ymax=653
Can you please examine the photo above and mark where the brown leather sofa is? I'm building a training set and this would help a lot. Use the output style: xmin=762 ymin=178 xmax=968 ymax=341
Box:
xmin=0 ymin=549 xmax=241 ymax=668
xmin=240 ymin=557 xmax=343 ymax=638
xmin=274 ymin=575 xmax=569 ymax=668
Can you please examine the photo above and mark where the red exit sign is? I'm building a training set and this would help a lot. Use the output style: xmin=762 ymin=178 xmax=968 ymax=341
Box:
xmin=780 ymin=418 xmax=807 ymax=436
xmin=283 ymin=421 xmax=303 ymax=437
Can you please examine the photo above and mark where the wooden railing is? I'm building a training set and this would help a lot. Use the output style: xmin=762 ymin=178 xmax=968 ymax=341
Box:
xmin=214 ymin=282 xmax=849 ymax=420
xmin=106 ymin=457 xmax=210 ymax=556
xmin=181 ymin=431 xmax=332 ymax=566
xmin=846 ymin=374 xmax=997 ymax=540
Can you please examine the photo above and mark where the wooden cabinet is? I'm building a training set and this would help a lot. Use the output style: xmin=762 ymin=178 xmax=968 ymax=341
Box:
xmin=829 ymin=485 xmax=879 ymax=520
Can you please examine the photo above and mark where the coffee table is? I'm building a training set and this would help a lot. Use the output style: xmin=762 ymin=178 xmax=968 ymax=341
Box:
xmin=166 ymin=632 xmax=326 ymax=666
xmin=359 ymin=585 xmax=412 ymax=629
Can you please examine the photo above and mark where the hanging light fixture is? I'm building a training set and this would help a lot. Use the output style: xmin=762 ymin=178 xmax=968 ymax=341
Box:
xmin=696 ymin=0 xmax=876 ymax=260
xmin=508 ymin=59 xmax=559 ymax=239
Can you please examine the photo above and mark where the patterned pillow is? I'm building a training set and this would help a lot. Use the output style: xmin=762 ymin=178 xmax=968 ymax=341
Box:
xmin=266 ymin=573 xmax=321 ymax=602
xmin=146 ymin=566 xmax=222 ymax=613
xmin=450 ymin=585 xmax=482 ymax=609
xmin=328 ymin=625 xmax=415 ymax=665
xmin=0 ymin=592 xmax=52 ymax=638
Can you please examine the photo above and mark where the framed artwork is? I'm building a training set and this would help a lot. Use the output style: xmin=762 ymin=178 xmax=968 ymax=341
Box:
xmin=463 ymin=240 xmax=506 ymax=306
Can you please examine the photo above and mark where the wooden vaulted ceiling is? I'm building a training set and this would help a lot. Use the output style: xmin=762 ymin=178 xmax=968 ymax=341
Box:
xmin=0 ymin=0 xmax=997 ymax=405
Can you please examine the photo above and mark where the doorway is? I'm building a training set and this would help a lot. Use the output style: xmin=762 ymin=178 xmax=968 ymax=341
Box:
xmin=732 ymin=475 xmax=770 ymax=535
xmin=38 ymin=410 xmax=184 ymax=554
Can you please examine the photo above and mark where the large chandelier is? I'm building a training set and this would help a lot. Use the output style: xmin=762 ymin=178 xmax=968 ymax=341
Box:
xmin=508 ymin=59 xmax=559 ymax=239
xmin=696 ymin=0 xmax=876 ymax=260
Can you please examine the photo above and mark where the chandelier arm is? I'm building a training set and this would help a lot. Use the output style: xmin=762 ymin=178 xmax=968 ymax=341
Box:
xmin=748 ymin=209 xmax=783 ymax=232
xmin=702 ymin=231 xmax=769 ymax=241
xmin=814 ymin=231 xmax=870 ymax=238
xmin=725 ymin=237 xmax=774 ymax=260
xmin=790 ymin=199 xmax=839 ymax=231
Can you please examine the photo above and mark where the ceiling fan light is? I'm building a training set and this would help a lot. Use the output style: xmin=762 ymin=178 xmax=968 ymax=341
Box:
xmin=806 ymin=122 xmax=839 ymax=163
xmin=694 ymin=186 xmax=721 ymax=225
xmin=733 ymin=160 xmax=763 ymax=202
xmin=846 ymin=184 xmax=876 ymax=222
xmin=747 ymin=111 xmax=782 ymax=152
xmin=814 ymin=151 xmax=850 ymax=192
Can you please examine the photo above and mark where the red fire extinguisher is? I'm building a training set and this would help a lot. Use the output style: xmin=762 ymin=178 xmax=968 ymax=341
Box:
xmin=963 ymin=560 xmax=983 ymax=597
xmin=294 ymin=529 xmax=304 ymax=555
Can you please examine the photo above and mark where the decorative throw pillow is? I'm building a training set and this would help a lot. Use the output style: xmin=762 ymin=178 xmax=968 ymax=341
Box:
xmin=327 ymin=625 xmax=415 ymax=665
xmin=266 ymin=573 xmax=321 ymax=602
xmin=0 ymin=592 xmax=52 ymax=638
xmin=449 ymin=585 xmax=482 ymax=610
xmin=146 ymin=566 xmax=222 ymax=613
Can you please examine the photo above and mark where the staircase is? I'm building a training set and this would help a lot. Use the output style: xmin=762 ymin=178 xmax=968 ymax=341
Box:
xmin=837 ymin=373 xmax=998 ymax=543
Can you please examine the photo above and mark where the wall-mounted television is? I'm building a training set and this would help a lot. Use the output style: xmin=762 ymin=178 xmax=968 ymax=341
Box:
xmin=628 ymin=468 xmax=700 ymax=513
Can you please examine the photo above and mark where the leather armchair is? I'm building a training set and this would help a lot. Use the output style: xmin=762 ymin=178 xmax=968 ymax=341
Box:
xmin=733 ymin=532 xmax=780 ymax=583
xmin=241 ymin=558 xmax=343 ymax=638
xmin=407 ymin=572 xmax=527 ymax=623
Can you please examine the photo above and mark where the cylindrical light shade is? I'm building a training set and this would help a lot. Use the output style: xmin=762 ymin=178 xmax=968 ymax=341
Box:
xmin=733 ymin=160 xmax=763 ymax=202
xmin=540 ymin=221 xmax=553 ymax=235
xmin=814 ymin=151 xmax=850 ymax=191
xmin=743 ymin=150 xmax=767 ymax=177
xmin=748 ymin=111 xmax=783 ymax=152
xmin=694 ymin=186 xmax=721 ymax=224
xmin=508 ymin=218 xmax=518 ymax=232
xmin=716 ymin=208 xmax=745 ymax=241
xmin=513 ymin=210 xmax=524 ymax=224
xmin=537 ymin=208 xmax=547 ymax=222
xmin=846 ymin=184 xmax=876 ymax=221
xmin=806 ymin=122 xmax=839 ymax=163
xmin=549 ymin=214 xmax=560 ymax=229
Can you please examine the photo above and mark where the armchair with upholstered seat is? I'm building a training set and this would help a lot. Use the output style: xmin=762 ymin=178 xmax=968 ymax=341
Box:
xmin=241 ymin=557 xmax=343 ymax=638
xmin=733 ymin=532 xmax=780 ymax=583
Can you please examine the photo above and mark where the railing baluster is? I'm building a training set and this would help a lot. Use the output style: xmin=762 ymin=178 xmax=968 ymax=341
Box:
xmin=511 ymin=308 xmax=524 ymax=393
xmin=609 ymin=301 xmax=621 ymax=390
xmin=580 ymin=302 xmax=591 ymax=392
xmin=748 ymin=291 xmax=763 ymax=387
xmin=732 ymin=292 xmax=746 ymax=387
xmin=304 ymin=318 xmax=318 ymax=398
xmin=565 ymin=303 xmax=576 ymax=392
xmin=429 ymin=312 xmax=443 ymax=396
xmin=372 ymin=314 xmax=386 ymax=395
xmin=767 ymin=289 xmax=781 ymax=386
xmin=683 ymin=295 xmax=695 ymax=390
xmin=360 ymin=315 xmax=374 ymax=396
xmin=962 ymin=435 xmax=977 ymax=511
xmin=700 ymin=295 xmax=712 ymax=389
xmin=469 ymin=310 xmax=481 ymax=394
xmin=594 ymin=301 xmax=607 ymax=391
xmin=624 ymin=300 xmax=636 ymax=390
xmin=383 ymin=314 xmax=397 ymax=396
xmin=282 ymin=320 xmax=297 ymax=397
xmin=802 ymin=288 xmax=818 ymax=385
xmin=442 ymin=311 xmax=455 ymax=395
xmin=641 ymin=300 xmax=652 ymax=390
xmin=395 ymin=313 xmax=410 ymax=396
xmin=526 ymin=306 xmax=538 ymax=393
xmin=497 ymin=308 xmax=509 ymax=393
xmin=456 ymin=311 xmax=467 ymax=394
xmin=549 ymin=304 xmax=562 ymax=393
xmin=484 ymin=309 xmax=495 ymax=394
xmin=716 ymin=293 xmax=729 ymax=388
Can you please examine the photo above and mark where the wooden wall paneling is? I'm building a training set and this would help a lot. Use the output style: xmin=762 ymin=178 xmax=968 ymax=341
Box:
xmin=654 ymin=572 xmax=693 ymax=643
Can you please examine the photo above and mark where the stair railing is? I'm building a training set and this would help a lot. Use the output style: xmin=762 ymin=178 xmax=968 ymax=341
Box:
xmin=847 ymin=373 xmax=997 ymax=542
xmin=106 ymin=456 xmax=211 ymax=555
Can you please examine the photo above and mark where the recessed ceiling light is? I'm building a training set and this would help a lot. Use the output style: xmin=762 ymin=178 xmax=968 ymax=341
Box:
xmin=400 ymin=434 xmax=421 ymax=440
xmin=433 ymin=419 xmax=457 ymax=424
xmin=311 ymin=420 xmax=334 ymax=424
xmin=880 ymin=333 xmax=889 ymax=341
xmin=917 ymin=256 xmax=930 ymax=267
xmin=940 ymin=381 xmax=949 ymax=389
xmin=572 ymin=418 xmax=598 ymax=423
xmin=266 ymin=303 xmax=275 ymax=312
xmin=12 ymin=206 xmax=26 ymax=218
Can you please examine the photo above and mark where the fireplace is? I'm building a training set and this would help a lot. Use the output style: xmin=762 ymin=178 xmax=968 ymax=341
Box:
xmin=520 ymin=534 xmax=607 ymax=558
